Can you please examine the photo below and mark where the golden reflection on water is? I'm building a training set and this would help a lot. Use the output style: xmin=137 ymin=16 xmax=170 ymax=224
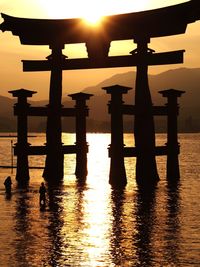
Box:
xmin=0 ymin=133 xmax=200 ymax=266
xmin=86 ymin=133 xmax=110 ymax=183
xmin=79 ymin=189 xmax=112 ymax=266
xmin=66 ymin=133 xmax=112 ymax=265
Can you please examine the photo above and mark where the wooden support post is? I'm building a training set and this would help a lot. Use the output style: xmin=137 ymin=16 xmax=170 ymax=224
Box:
xmin=69 ymin=92 xmax=93 ymax=182
xmin=159 ymin=89 xmax=185 ymax=180
xmin=9 ymin=89 xmax=36 ymax=184
xmin=133 ymin=38 xmax=159 ymax=186
xmin=43 ymin=44 xmax=65 ymax=183
xmin=103 ymin=85 xmax=131 ymax=188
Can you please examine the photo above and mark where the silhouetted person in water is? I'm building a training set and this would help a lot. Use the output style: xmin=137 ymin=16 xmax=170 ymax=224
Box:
xmin=4 ymin=176 xmax=12 ymax=195
xmin=39 ymin=182 xmax=46 ymax=206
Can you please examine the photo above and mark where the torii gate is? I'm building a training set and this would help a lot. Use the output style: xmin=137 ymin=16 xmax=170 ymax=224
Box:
xmin=0 ymin=0 xmax=200 ymax=185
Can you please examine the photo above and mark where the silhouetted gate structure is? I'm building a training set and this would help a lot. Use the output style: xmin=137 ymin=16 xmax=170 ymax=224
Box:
xmin=1 ymin=0 xmax=199 ymax=186
xmin=8 ymin=89 xmax=92 ymax=184
xmin=103 ymin=85 xmax=184 ymax=187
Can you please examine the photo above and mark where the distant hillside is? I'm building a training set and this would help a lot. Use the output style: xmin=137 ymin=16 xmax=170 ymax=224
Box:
xmin=83 ymin=67 xmax=200 ymax=104
xmin=0 ymin=67 xmax=200 ymax=132
xmin=81 ymin=67 xmax=200 ymax=127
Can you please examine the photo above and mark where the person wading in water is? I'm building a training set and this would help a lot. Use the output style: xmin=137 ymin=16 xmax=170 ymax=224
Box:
xmin=39 ymin=182 xmax=46 ymax=206
xmin=4 ymin=176 xmax=12 ymax=195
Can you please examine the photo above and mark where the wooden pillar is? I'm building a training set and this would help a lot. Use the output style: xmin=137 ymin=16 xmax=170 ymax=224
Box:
xmin=9 ymin=89 xmax=36 ymax=184
xmin=133 ymin=38 xmax=159 ymax=186
xmin=69 ymin=92 xmax=93 ymax=182
xmin=159 ymin=89 xmax=185 ymax=180
xmin=43 ymin=44 xmax=65 ymax=183
xmin=103 ymin=85 xmax=131 ymax=188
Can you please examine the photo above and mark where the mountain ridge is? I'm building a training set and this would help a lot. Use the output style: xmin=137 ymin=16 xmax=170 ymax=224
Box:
xmin=0 ymin=67 xmax=200 ymax=132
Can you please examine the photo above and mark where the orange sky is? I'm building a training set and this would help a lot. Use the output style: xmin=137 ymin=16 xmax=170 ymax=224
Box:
xmin=0 ymin=0 xmax=200 ymax=100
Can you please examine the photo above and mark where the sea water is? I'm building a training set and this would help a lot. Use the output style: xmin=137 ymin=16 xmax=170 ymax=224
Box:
xmin=0 ymin=133 xmax=199 ymax=267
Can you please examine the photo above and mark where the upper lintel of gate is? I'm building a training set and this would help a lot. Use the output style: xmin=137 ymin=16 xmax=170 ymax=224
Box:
xmin=0 ymin=0 xmax=199 ymax=46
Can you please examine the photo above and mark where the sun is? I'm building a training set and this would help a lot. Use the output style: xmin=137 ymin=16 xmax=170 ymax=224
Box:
xmin=79 ymin=0 xmax=106 ymax=26
xmin=38 ymin=0 xmax=151 ymax=25
xmin=39 ymin=0 xmax=105 ymax=25
xmin=82 ymin=13 xmax=104 ymax=27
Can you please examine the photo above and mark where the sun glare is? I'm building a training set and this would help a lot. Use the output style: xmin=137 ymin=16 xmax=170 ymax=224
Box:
xmin=39 ymin=0 xmax=106 ymax=23
xmin=38 ymin=0 xmax=150 ymax=22
xmin=83 ymin=14 xmax=103 ymax=26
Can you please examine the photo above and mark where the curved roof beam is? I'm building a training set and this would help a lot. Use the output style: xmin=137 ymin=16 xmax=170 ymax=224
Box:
xmin=0 ymin=0 xmax=200 ymax=46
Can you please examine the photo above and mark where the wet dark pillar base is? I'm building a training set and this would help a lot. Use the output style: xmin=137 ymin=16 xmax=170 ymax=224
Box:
xmin=167 ymin=151 xmax=180 ymax=179
xmin=15 ymin=124 xmax=30 ymax=184
xmin=15 ymin=144 xmax=30 ymax=184
xmin=159 ymin=89 xmax=185 ymax=181
xmin=75 ymin=143 xmax=88 ymax=183
xmin=103 ymin=85 xmax=131 ymax=188
xmin=134 ymin=40 xmax=159 ymax=186
xmin=43 ymin=139 xmax=64 ymax=183
xmin=109 ymin=146 xmax=127 ymax=188
xmin=69 ymin=93 xmax=93 ymax=183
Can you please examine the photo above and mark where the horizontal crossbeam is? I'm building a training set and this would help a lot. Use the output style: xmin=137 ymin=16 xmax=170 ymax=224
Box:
xmin=13 ymin=106 xmax=87 ymax=117
xmin=14 ymin=145 xmax=78 ymax=155
xmin=109 ymin=105 xmax=168 ymax=116
xmin=108 ymin=146 xmax=170 ymax=157
xmin=124 ymin=146 xmax=168 ymax=157
xmin=123 ymin=146 xmax=168 ymax=157
xmin=22 ymin=50 xmax=184 ymax=72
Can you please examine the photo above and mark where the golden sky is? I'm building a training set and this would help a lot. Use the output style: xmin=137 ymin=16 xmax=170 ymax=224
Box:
xmin=0 ymin=0 xmax=200 ymax=100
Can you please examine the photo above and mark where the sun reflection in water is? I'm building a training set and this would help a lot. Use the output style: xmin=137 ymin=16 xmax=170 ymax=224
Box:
xmin=86 ymin=133 xmax=110 ymax=185
xmin=80 ymin=188 xmax=112 ymax=265
xmin=0 ymin=133 xmax=199 ymax=265
xmin=80 ymin=134 xmax=112 ymax=265
xmin=61 ymin=133 xmax=113 ymax=264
